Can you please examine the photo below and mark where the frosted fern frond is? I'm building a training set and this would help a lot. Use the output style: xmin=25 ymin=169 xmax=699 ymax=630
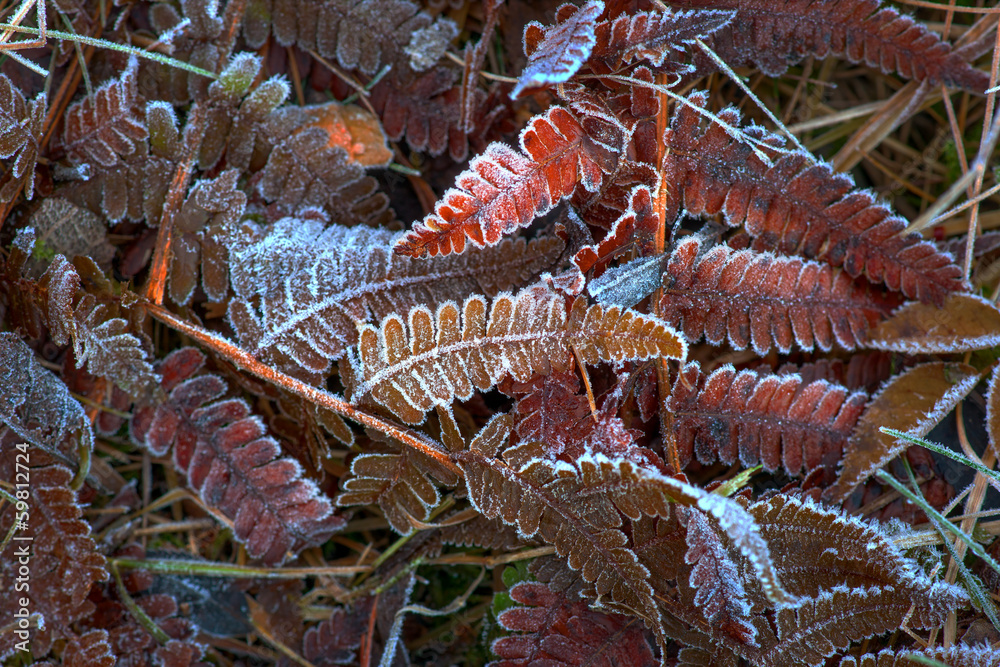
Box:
xmin=0 ymin=73 xmax=45 ymax=201
xmin=227 ymin=218 xmax=563 ymax=380
xmin=346 ymin=286 xmax=686 ymax=424
xmin=60 ymin=58 xmax=147 ymax=168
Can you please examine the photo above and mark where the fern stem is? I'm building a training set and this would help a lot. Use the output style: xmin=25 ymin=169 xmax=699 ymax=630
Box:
xmin=110 ymin=561 xmax=171 ymax=644
xmin=0 ymin=23 xmax=218 ymax=80
xmin=111 ymin=557 xmax=369 ymax=578
xmin=142 ymin=303 xmax=461 ymax=476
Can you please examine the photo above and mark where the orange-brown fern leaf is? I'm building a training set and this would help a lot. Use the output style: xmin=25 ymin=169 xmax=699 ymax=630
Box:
xmin=0 ymin=73 xmax=45 ymax=201
xmin=0 ymin=455 xmax=107 ymax=658
xmin=59 ymin=58 xmax=148 ymax=168
xmin=662 ymin=92 xmax=967 ymax=304
xmin=336 ymin=431 xmax=458 ymax=535
xmin=394 ymin=107 xmax=615 ymax=258
xmin=369 ymin=67 xmax=467 ymax=161
xmin=131 ymin=348 xmax=345 ymax=564
xmin=491 ymin=582 xmax=658 ymax=667
xmin=672 ymin=0 xmax=991 ymax=93
xmin=669 ymin=361 xmax=866 ymax=478
xmin=659 ymin=236 xmax=900 ymax=354
xmin=227 ymin=217 xmax=563 ymax=380
xmin=52 ymin=630 xmax=116 ymax=667
xmin=346 ymin=287 xmax=686 ymax=424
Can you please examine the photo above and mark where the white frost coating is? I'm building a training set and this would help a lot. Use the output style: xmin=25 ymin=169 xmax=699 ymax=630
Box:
xmin=587 ymin=253 xmax=664 ymax=309
xmin=404 ymin=18 xmax=459 ymax=72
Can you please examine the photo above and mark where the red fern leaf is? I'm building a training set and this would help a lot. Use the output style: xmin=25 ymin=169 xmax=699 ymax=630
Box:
xmin=669 ymin=361 xmax=867 ymax=477
xmin=514 ymin=1 xmax=604 ymax=99
xmin=659 ymin=236 xmax=899 ymax=353
xmin=662 ymin=93 xmax=966 ymax=304
xmin=394 ymin=107 xmax=611 ymax=258
xmin=131 ymin=348 xmax=344 ymax=564
xmin=673 ymin=0 xmax=991 ymax=93
xmin=491 ymin=581 xmax=657 ymax=667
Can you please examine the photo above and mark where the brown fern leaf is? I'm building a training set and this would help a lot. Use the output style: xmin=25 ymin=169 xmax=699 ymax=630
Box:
xmin=765 ymin=584 xmax=966 ymax=667
xmin=395 ymin=106 xmax=614 ymax=258
xmin=745 ymin=494 xmax=954 ymax=597
xmin=227 ymin=217 xmax=563 ymax=380
xmin=243 ymin=0 xmax=434 ymax=76
xmin=669 ymin=361 xmax=866 ymax=478
xmin=0 ymin=73 xmax=45 ymax=201
xmin=453 ymin=417 xmax=667 ymax=646
xmin=141 ymin=0 xmax=225 ymax=104
xmin=131 ymin=348 xmax=345 ymax=564
xmin=659 ymin=235 xmax=900 ymax=353
xmin=257 ymin=124 xmax=392 ymax=225
xmin=438 ymin=514 xmax=533 ymax=550
xmin=347 ymin=287 xmax=686 ymax=424
xmin=169 ymin=169 xmax=246 ymax=305
xmin=0 ymin=455 xmax=108 ymax=658
xmin=574 ymin=183 xmax=660 ymax=278
xmin=673 ymin=0 xmax=991 ymax=93
xmin=589 ymin=6 xmax=734 ymax=71
xmin=840 ymin=647 xmax=1000 ymax=667
xmin=491 ymin=582 xmax=657 ymax=667
xmin=513 ymin=1 xmax=605 ymax=99
xmin=662 ymin=92 xmax=966 ymax=304
xmin=684 ymin=509 xmax=756 ymax=646
xmin=336 ymin=432 xmax=458 ymax=534
xmin=60 ymin=58 xmax=148 ymax=168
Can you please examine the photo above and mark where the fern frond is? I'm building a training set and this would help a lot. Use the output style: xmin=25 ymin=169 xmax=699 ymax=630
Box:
xmin=678 ymin=0 xmax=992 ymax=93
xmin=0 ymin=73 xmax=45 ymax=201
xmin=227 ymin=217 xmax=563 ymax=380
xmin=840 ymin=646 xmax=1000 ymax=667
xmin=454 ymin=417 xmax=666 ymax=645
xmin=663 ymin=92 xmax=966 ymax=304
xmin=243 ymin=0 xmax=435 ymax=76
xmin=60 ymin=58 xmax=147 ymax=168
xmin=491 ymin=581 xmax=658 ymax=667
xmin=347 ymin=287 xmax=686 ymax=424
xmin=131 ymin=348 xmax=345 ymax=564
xmin=769 ymin=584 xmax=966 ymax=667
xmin=590 ymin=7 xmax=734 ymax=70
xmin=513 ymin=1 xmax=604 ymax=99
xmin=746 ymin=494 xmax=954 ymax=597
xmin=336 ymin=432 xmax=458 ymax=534
xmin=684 ymin=509 xmax=755 ymax=645
xmin=394 ymin=106 xmax=614 ymax=258
xmin=660 ymin=235 xmax=899 ymax=353
xmin=0 ymin=458 xmax=107 ymax=658
xmin=669 ymin=361 xmax=866 ymax=477
xmin=0 ymin=333 xmax=94 ymax=459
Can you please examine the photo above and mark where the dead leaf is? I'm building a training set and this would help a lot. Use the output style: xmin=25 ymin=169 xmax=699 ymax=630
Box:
xmin=301 ymin=103 xmax=393 ymax=168
xmin=868 ymin=294 xmax=1000 ymax=353
xmin=828 ymin=362 xmax=980 ymax=502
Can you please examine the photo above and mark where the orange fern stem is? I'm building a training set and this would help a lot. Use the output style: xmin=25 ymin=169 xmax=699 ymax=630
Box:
xmin=143 ymin=302 xmax=461 ymax=475
xmin=144 ymin=104 xmax=206 ymax=306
